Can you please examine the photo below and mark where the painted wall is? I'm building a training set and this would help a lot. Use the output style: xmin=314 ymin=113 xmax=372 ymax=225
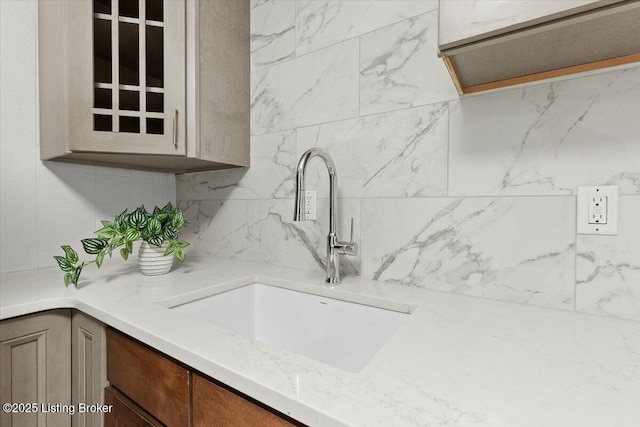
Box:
xmin=0 ymin=0 xmax=175 ymax=274
xmin=177 ymin=0 xmax=640 ymax=321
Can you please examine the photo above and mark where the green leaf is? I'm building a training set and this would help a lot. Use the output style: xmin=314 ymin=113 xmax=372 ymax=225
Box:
xmin=95 ymin=251 xmax=105 ymax=268
xmin=54 ymin=255 xmax=74 ymax=272
xmin=176 ymin=248 xmax=186 ymax=262
xmin=147 ymin=236 xmax=164 ymax=247
xmin=171 ymin=211 xmax=184 ymax=229
xmin=163 ymin=226 xmax=176 ymax=239
xmin=155 ymin=213 xmax=169 ymax=223
xmin=120 ymin=247 xmax=129 ymax=261
xmin=114 ymin=209 xmax=128 ymax=229
xmin=163 ymin=241 xmax=176 ymax=256
xmin=71 ymin=265 xmax=83 ymax=286
xmin=126 ymin=241 xmax=133 ymax=253
xmin=146 ymin=218 xmax=162 ymax=236
xmin=64 ymin=272 xmax=73 ymax=287
xmin=128 ymin=208 xmax=148 ymax=229
xmin=95 ymin=227 xmax=116 ymax=239
xmin=177 ymin=240 xmax=190 ymax=249
xmin=124 ymin=228 xmax=141 ymax=242
xmin=111 ymin=236 xmax=124 ymax=248
xmin=161 ymin=202 xmax=174 ymax=213
xmin=153 ymin=206 xmax=161 ymax=215
xmin=61 ymin=245 xmax=79 ymax=264
xmin=81 ymin=238 xmax=107 ymax=255
xmin=101 ymin=220 xmax=114 ymax=228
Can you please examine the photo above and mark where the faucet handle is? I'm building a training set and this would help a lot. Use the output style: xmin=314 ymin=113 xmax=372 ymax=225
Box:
xmin=343 ymin=218 xmax=358 ymax=256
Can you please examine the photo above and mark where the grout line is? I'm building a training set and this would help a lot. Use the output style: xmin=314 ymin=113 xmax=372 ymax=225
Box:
xmin=358 ymin=35 xmax=361 ymax=117
xmin=177 ymin=194 xmax=582 ymax=203
xmin=251 ymin=7 xmax=438 ymax=75
xmin=446 ymin=102 xmax=450 ymax=197
xmin=293 ymin=0 xmax=297 ymax=60
xmin=574 ymin=231 xmax=579 ymax=313
xmin=251 ymin=99 xmax=451 ymax=139
xmin=573 ymin=196 xmax=578 ymax=311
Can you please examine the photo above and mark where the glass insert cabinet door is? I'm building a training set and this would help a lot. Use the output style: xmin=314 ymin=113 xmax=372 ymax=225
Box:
xmin=67 ymin=0 xmax=186 ymax=155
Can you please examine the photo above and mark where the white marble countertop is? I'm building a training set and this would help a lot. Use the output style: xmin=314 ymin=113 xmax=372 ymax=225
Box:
xmin=1 ymin=253 xmax=639 ymax=427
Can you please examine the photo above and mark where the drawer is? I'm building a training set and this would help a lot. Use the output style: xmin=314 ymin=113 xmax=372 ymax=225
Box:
xmin=105 ymin=386 xmax=164 ymax=427
xmin=107 ymin=329 xmax=189 ymax=427
xmin=192 ymin=373 xmax=302 ymax=427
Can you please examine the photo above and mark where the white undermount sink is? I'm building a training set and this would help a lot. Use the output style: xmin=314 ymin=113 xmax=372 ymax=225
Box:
xmin=168 ymin=282 xmax=410 ymax=373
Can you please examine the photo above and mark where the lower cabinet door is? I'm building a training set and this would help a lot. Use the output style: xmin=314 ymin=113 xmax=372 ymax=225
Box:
xmin=0 ymin=310 xmax=72 ymax=427
xmin=192 ymin=373 xmax=302 ymax=427
xmin=104 ymin=386 xmax=163 ymax=427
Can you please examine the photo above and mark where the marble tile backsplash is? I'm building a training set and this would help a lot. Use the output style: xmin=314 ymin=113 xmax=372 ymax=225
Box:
xmin=179 ymin=1 xmax=640 ymax=321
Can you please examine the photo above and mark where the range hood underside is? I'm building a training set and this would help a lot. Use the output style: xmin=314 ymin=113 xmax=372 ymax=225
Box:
xmin=442 ymin=2 xmax=640 ymax=94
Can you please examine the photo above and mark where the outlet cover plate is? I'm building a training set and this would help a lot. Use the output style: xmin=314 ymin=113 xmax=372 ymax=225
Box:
xmin=577 ymin=185 xmax=618 ymax=235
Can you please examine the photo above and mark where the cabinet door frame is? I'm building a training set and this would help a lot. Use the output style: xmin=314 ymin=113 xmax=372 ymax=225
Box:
xmin=67 ymin=0 xmax=186 ymax=156
xmin=0 ymin=310 xmax=72 ymax=427
xmin=72 ymin=311 xmax=107 ymax=427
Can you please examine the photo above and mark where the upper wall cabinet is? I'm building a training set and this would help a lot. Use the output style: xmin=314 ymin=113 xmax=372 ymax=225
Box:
xmin=38 ymin=0 xmax=249 ymax=173
xmin=438 ymin=0 xmax=640 ymax=94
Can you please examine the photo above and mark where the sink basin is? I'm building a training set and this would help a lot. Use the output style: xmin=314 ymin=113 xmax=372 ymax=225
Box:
xmin=169 ymin=283 xmax=410 ymax=372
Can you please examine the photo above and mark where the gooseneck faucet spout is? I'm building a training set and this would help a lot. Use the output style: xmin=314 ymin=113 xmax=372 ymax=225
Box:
xmin=293 ymin=148 xmax=356 ymax=284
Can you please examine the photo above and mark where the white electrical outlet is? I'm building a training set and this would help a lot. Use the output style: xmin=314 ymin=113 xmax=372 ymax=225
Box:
xmin=587 ymin=196 xmax=607 ymax=224
xmin=577 ymin=185 xmax=618 ymax=235
xmin=304 ymin=190 xmax=316 ymax=221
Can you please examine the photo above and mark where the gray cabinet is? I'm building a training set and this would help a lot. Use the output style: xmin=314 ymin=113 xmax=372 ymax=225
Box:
xmin=0 ymin=310 xmax=72 ymax=427
xmin=71 ymin=311 xmax=107 ymax=427
xmin=38 ymin=0 xmax=249 ymax=173
xmin=0 ymin=310 xmax=107 ymax=427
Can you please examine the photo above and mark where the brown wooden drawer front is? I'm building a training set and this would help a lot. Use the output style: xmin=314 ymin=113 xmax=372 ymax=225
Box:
xmin=105 ymin=386 xmax=164 ymax=427
xmin=192 ymin=373 xmax=302 ymax=427
xmin=107 ymin=329 xmax=189 ymax=427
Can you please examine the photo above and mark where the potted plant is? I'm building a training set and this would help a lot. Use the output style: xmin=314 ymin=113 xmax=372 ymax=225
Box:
xmin=54 ymin=203 xmax=189 ymax=286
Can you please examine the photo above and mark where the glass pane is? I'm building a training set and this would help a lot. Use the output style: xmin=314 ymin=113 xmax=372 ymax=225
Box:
xmin=146 ymin=92 xmax=163 ymax=113
xmin=146 ymin=0 xmax=163 ymax=22
xmin=94 ymin=88 xmax=112 ymax=109
xmin=94 ymin=0 xmax=111 ymax=15
xmin=147 ymin=118 xmax=164 ymax=135
xmin=119 ymin=22 xmax=139 ymax=86
xmin=119 ymin=90 xmax=140 ymax=111
xmin=118 ymin=0 xmax=139 ymax=19
xmin=94 ymin=114 xmax=112 ymax=131
xmin=146 ymin=25 xmax=163 ymax=88
xmin=93 ymin=18 xmax=112 ymax=83
xmin=119 ymin=116 xmax=140 ymax=133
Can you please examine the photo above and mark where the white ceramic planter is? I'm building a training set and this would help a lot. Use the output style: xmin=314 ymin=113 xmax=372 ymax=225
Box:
xmin=138 ymin=242 xmax=174 ymax=276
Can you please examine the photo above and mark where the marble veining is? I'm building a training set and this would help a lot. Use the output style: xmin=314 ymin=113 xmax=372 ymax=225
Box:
xmin=251 ymin=63 xmax=297 ymax=134
xmin=360 ymin=11 xmax=458 ymax=115
xmin=449 ymin=67 xmax=640 ymax=196
xmin=297 ymin=103 xmax=448 ymax=198
xmin=251 ymin=39 xmax=358 ymax=135
xmin=576 ymin=197 xmax=640 ymax=321
xmin=247 ymin=199 xmax=360 ymax=276
xmin=295 ymin=0 xmax=438 ymax=56
xmin=177 ymin=130 xmax=295 ymax=200
xmin=179 ymin=3 xmax=640 ymax=320
xmin=178 ymin=200 xmax=248 ymax=260
xmin=362 ymin=197 xmax=576 ymax=310
xmin=250 ymin=0 xmax=295 ymax=71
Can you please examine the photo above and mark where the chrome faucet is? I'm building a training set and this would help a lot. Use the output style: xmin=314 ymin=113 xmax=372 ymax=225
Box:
xmin=293 ymin=148 xmax=357 ymax=284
